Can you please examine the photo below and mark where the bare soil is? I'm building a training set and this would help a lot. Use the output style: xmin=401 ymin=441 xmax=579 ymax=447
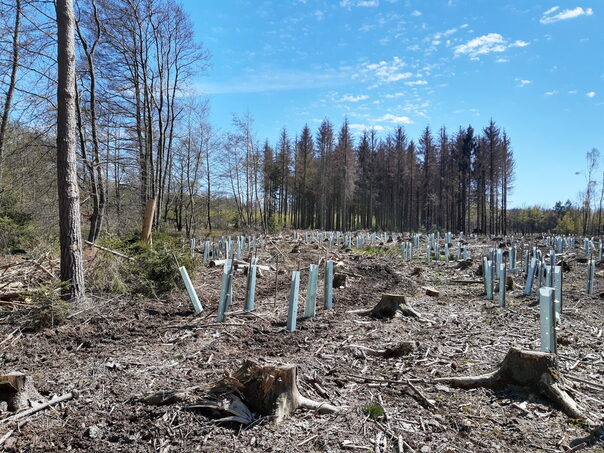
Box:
xmin=0 ymin=235 xmax=603 ymax=452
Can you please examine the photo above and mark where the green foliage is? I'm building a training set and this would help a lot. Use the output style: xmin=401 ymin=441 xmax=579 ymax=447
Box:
xmin=354 ymin=245 xmax=399 ymax=258
xmin=0 ymin=195 xmax=37 ymax=253
xmin=555 ymin=211 xmax=580 ymax=234
xmin=363 ymin=402 xmax=385 ymax=420
xmin=26 ymin=283 xmax=70 ymax=330
xmin=266 ymin=215 xmax=283 ymax=233
xmin=90 ymin=232 xmax=198 ymax=297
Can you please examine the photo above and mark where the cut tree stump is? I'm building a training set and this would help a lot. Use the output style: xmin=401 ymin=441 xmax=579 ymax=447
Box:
xmin=349 ymin=294 xmax=421 ymax=319
xmin=198 ymin=361 xmax=341 ymax=424
xmin=333 ymin=273 xmax=347 ymax=288
xmin=506 ymin=276 xmax=514 ymax=291
xmin=0 ymin=372 xmax=43 ymax=412
xmin=456 ymin=259 xmax=473 ymax=270
xmin=411 ymin=267 xmax=423 ymax=276
xmin=435 ymin=347 xmax=585 ymax=419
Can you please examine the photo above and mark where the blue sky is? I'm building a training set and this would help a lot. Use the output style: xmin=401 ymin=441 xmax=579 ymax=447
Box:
xmin=182 ymin=0 xmax=603 ymax=208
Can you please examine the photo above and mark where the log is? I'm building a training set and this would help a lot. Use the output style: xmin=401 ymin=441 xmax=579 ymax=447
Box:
xmin=349 ymin=294 xmax=421 ymax=319
xmin=424 ymin=287 xmax=439 ymax=297
xmin=203 ymin=360 xmax=341 ymax=424
xmin=435 ymin=347 xmax=585 ymax=419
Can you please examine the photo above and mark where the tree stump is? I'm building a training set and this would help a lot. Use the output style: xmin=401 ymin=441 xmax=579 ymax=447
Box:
xmin=506 ymin=276 xmax=514 ymax=291
xmin=202 ymin=361 xmax=340 ymax=424
xmin=333 ymin=273 xmax=347 ymax=288
xmin=0 ymin=372 xmax=43 ymax=412
xmin=349 ymin=294 xmax=421 ymax=319
xmin=411 ymin=267 xmax=423 ymax=276
xmin=456 ymin=259 xmax=473 ymax=270
xmin=435 ymin=347 xmax=585 ymax=419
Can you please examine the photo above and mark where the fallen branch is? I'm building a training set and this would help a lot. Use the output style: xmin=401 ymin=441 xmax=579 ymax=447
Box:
xmin=348 ymin=341 xmax=417 ymax=358
xmin=345 ymin=374 xmax=434 ymax=408
xmin=85 ymin=241 xmax=133 ymax=261
xmin=1 ymin=391 xmax=78 ymax=425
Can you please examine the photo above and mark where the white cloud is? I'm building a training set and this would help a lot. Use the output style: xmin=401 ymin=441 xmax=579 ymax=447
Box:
xmin=363 ymin=57 xmax=413 ymax=83
xmin=586 ymin=91 xmax=597 ymax=98
xmin=340 ymin=0 xmax=379 ymax=7
xmin=338 ymin=94 xmax=370 ymax=102
xmin=568 ymin=90 xmax=578 ymax=94
xmin=349 ymin=123 xmax=385 ymax=131
xmin=313 ymin=10 xmax=325 ymax=20
xmin=495 ymin=57 xmax=509 ymax=63
xmin=544 ymin=90 xmax=558 ymax=96
xmin=540 ymin=6 xmax=594 ymax=24
xmin=375 ymin=113 xmax=413 ymax=124
xmin=411 ymin=10 xmax=422 ymax=16
xmin=454 ymin=33 xmax=529 ymax=60
xmin=517 ymin=79 xmax=532 ymax=87
xmin=543 ymin=6 xmax=559 ymax=16
xmin=405 ymin=80 xmax=428 ymax=86
xmin=384 ymin=92 xmax=404 ymax=98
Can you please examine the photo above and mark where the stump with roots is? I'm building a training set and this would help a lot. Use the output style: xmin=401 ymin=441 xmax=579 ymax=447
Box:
xmin=0 ymin=372 xmax=43 ymax=412
xmin=349 ymin=294 xmax=421 ymax=319
xmin=200 ymin=360 xmax=341 ymax=424
xmin=435 ymin=347 xmax=585 ymax=419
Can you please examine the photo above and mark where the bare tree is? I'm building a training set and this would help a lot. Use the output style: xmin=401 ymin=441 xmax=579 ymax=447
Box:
xmin=75 ymin=0 xmax=105 ymax=241
xmin=56 ymin=0 xmax=85 ymax=302
xmin=0 ymin=0 xmax=21 ymax=186
xmin=582 ymin=148 xmax=599 ymax=235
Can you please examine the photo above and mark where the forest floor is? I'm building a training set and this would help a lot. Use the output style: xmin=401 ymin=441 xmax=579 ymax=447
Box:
xmin=0 ymin=234 xmax=603 ymax=452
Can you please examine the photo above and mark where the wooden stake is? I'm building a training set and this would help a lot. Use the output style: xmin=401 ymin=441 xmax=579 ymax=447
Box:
xmin=140 ymin=198 xmax=156 ymax=243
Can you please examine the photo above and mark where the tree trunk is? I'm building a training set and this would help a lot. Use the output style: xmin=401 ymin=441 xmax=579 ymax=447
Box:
xmin=0 ymin=0 xmax=21 ymax=186
xmin=56 ymin=0 xmax=85 ymax=303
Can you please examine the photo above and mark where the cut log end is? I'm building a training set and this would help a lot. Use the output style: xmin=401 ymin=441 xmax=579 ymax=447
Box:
xmin=425 ymin=287 xmax=440 ymax=297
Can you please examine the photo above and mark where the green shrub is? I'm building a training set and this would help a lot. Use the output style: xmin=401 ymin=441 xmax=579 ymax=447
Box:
xmin=266 ymin=215 xmax=283 ymax=234
xmin=91 ymin=233 xmax=198 ymax=297
xmin=26 ymin=283 xmax=70 ymax=330
xmin=0 ymin=197 xmax=36 ymax=252
xmin=363 ymin=402 xmax=385 ymax=420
